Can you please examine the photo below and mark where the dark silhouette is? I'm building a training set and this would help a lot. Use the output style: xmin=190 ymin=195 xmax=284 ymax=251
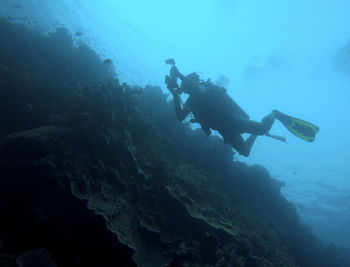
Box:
xmin=166 ymin=64 xmax=277 ymax=156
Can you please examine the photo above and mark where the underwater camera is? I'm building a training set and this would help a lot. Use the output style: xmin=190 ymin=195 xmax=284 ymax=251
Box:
xmin=165 ymin=58 xmax=175 ymax=65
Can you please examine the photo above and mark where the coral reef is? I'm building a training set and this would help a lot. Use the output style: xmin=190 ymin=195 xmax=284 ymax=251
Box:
xmin=0 ymin=19 xmax=348 ymax=266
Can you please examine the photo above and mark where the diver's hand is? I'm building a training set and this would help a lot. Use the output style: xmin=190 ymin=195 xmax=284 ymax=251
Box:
xmin=170 ymin=66 xmax=181 ymax=78
xmin=170 ymin=88 xmax=182 ymax=98
xmin=166 ymin=85 xmax=176 ymax=96
xmin=165 ymin=74 xmax=180 ymax=96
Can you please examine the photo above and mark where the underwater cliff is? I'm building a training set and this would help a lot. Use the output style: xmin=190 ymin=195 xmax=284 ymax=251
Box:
xmin=0 ymin=19 xmax=348 ymax=267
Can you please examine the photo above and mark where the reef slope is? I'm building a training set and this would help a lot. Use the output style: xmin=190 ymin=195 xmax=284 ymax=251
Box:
xmin=0 ymin=19 xmax=346 ymax=267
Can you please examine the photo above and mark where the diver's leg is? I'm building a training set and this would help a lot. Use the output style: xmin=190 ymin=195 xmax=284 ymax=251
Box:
xmin=245 ymin=134 xmax=258 ymax=153
xmin=239 ymin=112 xmax=277 ymax=135
xmin=226 ymin=134 xmax=258 ymax=157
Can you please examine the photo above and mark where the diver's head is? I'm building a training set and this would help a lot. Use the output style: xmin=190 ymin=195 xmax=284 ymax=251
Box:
xmin=181 ymin=72 xmax=200 ymax=94
xmin=187 ymin=72 xmax=200 ymax=84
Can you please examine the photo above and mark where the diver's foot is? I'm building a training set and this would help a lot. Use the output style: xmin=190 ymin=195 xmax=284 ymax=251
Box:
xmin=271 ymin=110 xmax=282 ymax=120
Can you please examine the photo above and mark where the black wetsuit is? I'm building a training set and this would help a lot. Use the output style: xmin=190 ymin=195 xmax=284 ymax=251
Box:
xmin=185 ymin=83 xmax=272 ymax=136
xmin=173 ymin=70 xmax=276 ymax=156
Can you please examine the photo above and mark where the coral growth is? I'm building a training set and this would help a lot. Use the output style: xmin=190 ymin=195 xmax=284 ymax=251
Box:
xmin=0 ymin=19 xmax=347 ymax=267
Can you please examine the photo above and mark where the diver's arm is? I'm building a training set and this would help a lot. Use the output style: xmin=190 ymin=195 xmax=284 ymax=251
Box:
xmin=171 ymin=66 xmax=186 ymax=81
xmin=173 ymin=94 xmax=190 ymax=121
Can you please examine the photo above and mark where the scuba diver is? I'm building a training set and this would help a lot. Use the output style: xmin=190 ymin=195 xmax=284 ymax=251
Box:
xmin=165 ymin=59 xmax=319 ymax=157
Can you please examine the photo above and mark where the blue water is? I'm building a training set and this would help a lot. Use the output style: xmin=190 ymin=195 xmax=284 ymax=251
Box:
xmin=1 ymin=0 xmax=350 ymax=249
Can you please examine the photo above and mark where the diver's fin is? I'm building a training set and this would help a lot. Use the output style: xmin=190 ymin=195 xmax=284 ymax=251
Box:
xmin=273 ymin=110 xmax=319 ymax=142
xmin=266 ymin=133 xmax=288 ymax=143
